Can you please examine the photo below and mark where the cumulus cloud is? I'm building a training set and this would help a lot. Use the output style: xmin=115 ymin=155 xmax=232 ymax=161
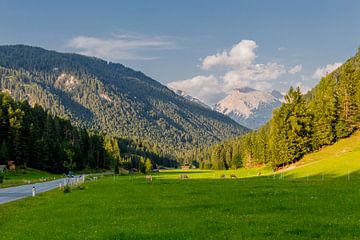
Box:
xmin=312 ymin=62 xmax=342 ymax=79
xmin=68 ymin=34 xmax=173 ymax=61
xmin=201 ymin=40 xmax=257 ymax=70
xmin=169 ymin=40 xmax=287 ymax=105
xmin=168 ymin=75 xmax=225 ymax=104
xmin=288 ymin=64 xmax=302 ymax=74
xmin=222 ymin=63 xmax=285 ymax=90
xmin=168 ymin=63 xmax=285 ymax=105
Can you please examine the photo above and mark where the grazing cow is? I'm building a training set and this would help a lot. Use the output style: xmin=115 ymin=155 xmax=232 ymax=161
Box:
xmin=180 ymin=174 xmax=189 ymax=179
xmin=146 ymin=175 xmax=153 ymax=183
xmin=257 ymin=172 xmax=262 ymax=176
xmin=230 ymin=174 xmax=237 ymax=179
xmin=220 ymin=174 xmax=226 ymax=179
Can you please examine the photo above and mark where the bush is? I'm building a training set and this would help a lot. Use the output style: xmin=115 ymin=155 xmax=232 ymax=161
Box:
xmin=63 ymin=185 xmax=71 ymax=193
xmin=0 ymin=172 xmax=6 ymax=183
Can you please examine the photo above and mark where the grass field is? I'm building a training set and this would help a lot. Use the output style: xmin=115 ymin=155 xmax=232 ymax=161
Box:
xmin=1 ymin=171 xmax=360 ymax=239
xmin=282 ymin=132 xmax=360 ymax=179
xmin=1 ymin=134 xmax=360 ymax=239
xmin=0 ymin=168 xmax=60 ymax=188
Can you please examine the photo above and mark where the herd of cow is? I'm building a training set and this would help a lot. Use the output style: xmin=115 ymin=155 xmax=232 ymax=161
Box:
xmin=145 ymin=173 xmax=239 ymax=183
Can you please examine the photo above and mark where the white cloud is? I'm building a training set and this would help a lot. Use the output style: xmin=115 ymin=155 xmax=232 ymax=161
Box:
xmin=68 ymin=34 xmax=173 ymax=61
xmin=168 ymin=75 xmax=225 ymax=104
xmin=169 ymin=40 xmax=288 ymax=105
xmin=312 ymin=62 xmax=342 ymax=79
xmin=222 ymin=63 xmax=285 ymax=90
xmin=201 ymin=40 xmax=257 ymax=70
xmin=168 ymin=62 xmax=284 ymax=105
xmin=288 ymin=64 xmax=302 ymax=74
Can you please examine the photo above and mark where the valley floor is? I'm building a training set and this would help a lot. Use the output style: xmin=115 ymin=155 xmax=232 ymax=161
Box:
xmin=0 ymin=171 xmax=360 ymax=239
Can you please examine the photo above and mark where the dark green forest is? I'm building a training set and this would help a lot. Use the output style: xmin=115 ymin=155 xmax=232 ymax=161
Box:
xmin=0 ymin=92 xmax=177 ymax=173
xmin=189 ymin=49 xmax=360 ymax=170
xmin=0 ymin=45 xmax=247 ymax=160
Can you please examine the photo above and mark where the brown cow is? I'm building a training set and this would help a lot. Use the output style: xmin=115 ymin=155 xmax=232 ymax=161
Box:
xmin=220 ymin=174 xmax=226 ymax=179
xmin=180 ymin=174 xmax=189 ymax=179
xmin=230 ymin=174 xmax=237 ymax=179
xmin=146 ymin=175 xmax=153 ymax=183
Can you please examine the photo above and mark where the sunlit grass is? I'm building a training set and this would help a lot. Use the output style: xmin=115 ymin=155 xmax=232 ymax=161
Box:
xmin=156 ymin=167 xmax=271 ymax=180
xmin=2 ymin=134 xmax=360 ymax=239
xmin=283 ymin=132 xmax=360 ymax=179
xmin=1 ymin=172 xmax=360 ymax=239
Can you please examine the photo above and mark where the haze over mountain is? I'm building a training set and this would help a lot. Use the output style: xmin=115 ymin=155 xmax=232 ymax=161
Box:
xmin=172 ymin=89 xmax=210 ymax=109
xmin=0 ymin=45 xmax=248 ymax=155
xmin=214 ymin=87 xmax=283 ymax=129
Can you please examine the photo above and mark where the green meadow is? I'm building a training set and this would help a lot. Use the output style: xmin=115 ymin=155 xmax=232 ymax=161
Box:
xmin=1 ymin=134 xmax=360 ymax=239
xmin=283 ymin=132 xmax=360 ymax=179
xmin=0 ymin=174 xmax=360 ymax=239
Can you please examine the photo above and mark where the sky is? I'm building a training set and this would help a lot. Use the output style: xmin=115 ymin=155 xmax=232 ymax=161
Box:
xmin=0 ymin=0 xmax=360 ymax=105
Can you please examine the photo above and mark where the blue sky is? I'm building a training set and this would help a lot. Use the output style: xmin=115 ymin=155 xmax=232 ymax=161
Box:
xmin=1 ymin=0 xmax=360 ymax=105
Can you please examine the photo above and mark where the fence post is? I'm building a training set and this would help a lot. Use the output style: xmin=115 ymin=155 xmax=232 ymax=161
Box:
xmin=32 ymin=186 xmax=36 ymax=197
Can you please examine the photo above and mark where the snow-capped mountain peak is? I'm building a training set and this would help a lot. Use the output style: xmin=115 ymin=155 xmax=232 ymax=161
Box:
xmin=214 ymin=88 xmax=283 ymax=129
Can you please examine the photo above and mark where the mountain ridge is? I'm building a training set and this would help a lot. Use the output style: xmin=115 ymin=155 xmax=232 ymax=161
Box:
xmin=0 ymin=45 xmax=248 ymax=156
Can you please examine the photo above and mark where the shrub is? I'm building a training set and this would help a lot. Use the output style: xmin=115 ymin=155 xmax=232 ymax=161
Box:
xmin=63 ymin=185 xmax=71 ymax=193
xmin=0 ymin=170 xmax=6 ymax=183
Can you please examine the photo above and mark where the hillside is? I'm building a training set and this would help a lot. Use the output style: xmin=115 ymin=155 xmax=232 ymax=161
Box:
xmin=282 ymin=131 xmax=360 ymax=179
xmin=0 ymin=45 xmax=247 ymax=156
xmin=0 ymin=92 xmax=111 ymax=173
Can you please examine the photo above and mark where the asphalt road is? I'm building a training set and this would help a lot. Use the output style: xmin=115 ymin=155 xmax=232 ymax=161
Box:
xmin=0 ymin=178 xmax=77 ymax=204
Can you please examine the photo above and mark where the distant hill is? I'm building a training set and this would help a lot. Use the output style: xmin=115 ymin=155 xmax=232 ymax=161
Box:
xmin=214 ymin=87 xmax=283 ymax=129
xmin=0 ymin=45 xmax=247 ymax=156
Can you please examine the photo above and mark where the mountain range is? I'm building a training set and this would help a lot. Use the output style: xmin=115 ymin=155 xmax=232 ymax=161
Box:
xmin=214 ymin=87 xmax=283 ymax=129
xmin=172 ymin=87 xmax=283 ymax=129
xmin=0 ymin=45 xmax=248 ymax=156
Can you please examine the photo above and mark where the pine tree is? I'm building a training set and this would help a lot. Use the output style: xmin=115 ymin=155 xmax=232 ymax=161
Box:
xmin=0 ymin=141 xmax=9 ymax=164
xmin=145 ymin=158 xmax=153 ymax=173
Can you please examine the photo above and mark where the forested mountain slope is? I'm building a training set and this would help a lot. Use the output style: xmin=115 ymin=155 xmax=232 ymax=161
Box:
xmin=0 ymin=92 xmax=178 ymax=173
xmin=0 ymin=92 xmax=109 ymax=173
xmin=191 ymin=49 xmax=360 ymax=170
xmin=0 ymin=45 xmax=247 ymax=156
